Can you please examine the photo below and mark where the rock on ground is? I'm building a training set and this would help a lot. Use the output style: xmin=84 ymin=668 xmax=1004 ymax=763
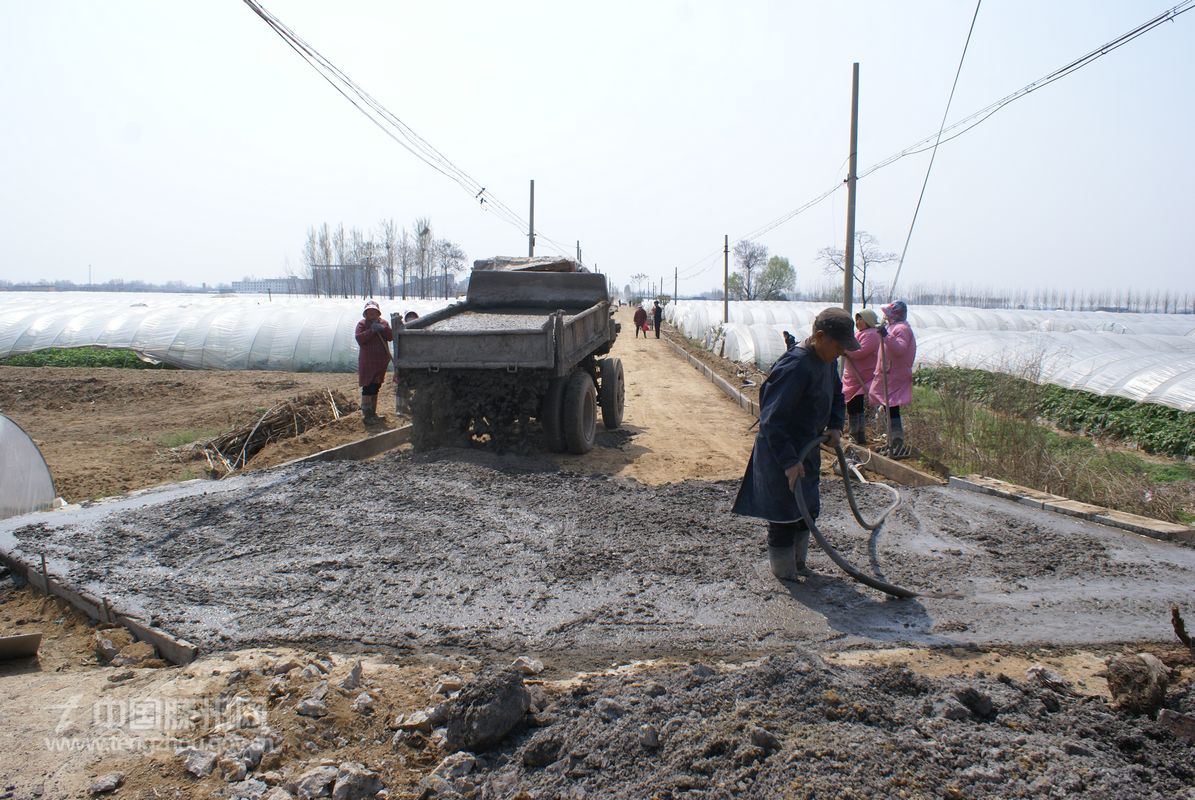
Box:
xmin=1102 ymin=652 xmax=1170 ymax=715
xmin=445 ymin=668 xmax=530 ymax=752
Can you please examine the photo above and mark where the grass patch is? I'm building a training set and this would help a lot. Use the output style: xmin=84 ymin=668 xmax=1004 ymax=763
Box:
xmin=914 ymin=367 xmax=1194 ymax=458
xmin=158 ymin=429 xmax=220 ymax=448
xmin=0 ymin=347 xmax=175 ymax=369
xmin=906 ymin=370 xmax=1194 ymax=524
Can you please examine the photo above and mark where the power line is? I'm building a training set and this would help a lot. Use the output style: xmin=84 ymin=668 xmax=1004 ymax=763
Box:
xmin=679 ymin=0 xmax=1194 ymax=287
xmin=889 ymin=0 xmax=983 ymax=299
xmin=241 ymin=1 xmax=575 ymax=259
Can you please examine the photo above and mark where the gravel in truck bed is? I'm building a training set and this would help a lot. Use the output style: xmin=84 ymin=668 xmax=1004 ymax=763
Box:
xmin=424 ymin=312 xmax=556 ymax=332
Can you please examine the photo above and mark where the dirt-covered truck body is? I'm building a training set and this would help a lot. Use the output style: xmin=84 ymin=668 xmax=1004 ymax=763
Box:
xmin=392 ymin=266 xmax=624 ymax=453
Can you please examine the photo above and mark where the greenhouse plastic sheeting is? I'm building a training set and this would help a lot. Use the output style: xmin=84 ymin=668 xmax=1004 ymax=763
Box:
xmin=666 ymin=300 xmax=1195 ymax=411
xmin=0 ymin=293 xmax=450 ymax=372
xmin=0 ymin=414 xmax=56 ymax=519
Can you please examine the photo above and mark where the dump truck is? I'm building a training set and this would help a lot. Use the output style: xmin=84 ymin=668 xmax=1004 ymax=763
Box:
xmin=392 ymin=262 xmax=623 ymax=453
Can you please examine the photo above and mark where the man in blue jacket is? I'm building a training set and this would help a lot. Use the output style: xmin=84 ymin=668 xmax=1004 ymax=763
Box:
xmin=732 ymin=307 xmax=858 ymax=581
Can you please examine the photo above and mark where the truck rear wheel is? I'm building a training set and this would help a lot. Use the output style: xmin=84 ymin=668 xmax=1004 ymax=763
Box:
xmin=541 ymin=376 xmax=568 ymax=453
xmin=598 ymin=357 xmax=624 ymax=429
xmin=562 ymin=370 xmax=597 ymax=454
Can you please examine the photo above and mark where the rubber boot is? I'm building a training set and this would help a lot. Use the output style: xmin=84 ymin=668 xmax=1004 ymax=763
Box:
xmin=361 ymin=392 xmax=379 ymax=426
xmin=849 ymin=412 xmax=867 ymax=446
xmin=888 ymin=416 xmax=910 ymax=459
xmin=768 ymin=545 xmax=798 ymax=581
xmin=793 ymin=529 xmax=811 ymax=573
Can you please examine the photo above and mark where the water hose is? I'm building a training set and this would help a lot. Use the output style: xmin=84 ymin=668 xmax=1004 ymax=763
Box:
xmin=791 ymin=434 xmax=917 ymax=599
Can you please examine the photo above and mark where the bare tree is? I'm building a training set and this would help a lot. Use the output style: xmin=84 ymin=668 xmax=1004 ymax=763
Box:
xmin=398 ymin=229 xmax=412 ymax=300
xmin=303 ymin=227 xmax=321 ymax=297
xmin=732 ymin=240 xmax=769 ymax=300
xmin=318 ymin=223 xmax=333 ymax=298
xmin=332 ymin=224 xmax=349 ymax=298
xmin=413 ymin=218 xmax=433 ymax=298
xmin=380 ymin=219 xmax=398 ymax=299
xmin=435 ymin=239 xmax=467 ymax=298
xmin=818 ymin=231 xmax=897 ymax=307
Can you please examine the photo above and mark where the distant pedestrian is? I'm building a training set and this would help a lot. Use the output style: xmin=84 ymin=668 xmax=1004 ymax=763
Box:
xmin=652 ymin=301 xmax=663 ymax=339
xmin=633 ymin=305 xmax=648 ymax=339
xmin=355 ymin=300 xmax=393 ymax=427
xmin=842 ymin=308 xmax=880 ymax=446
xmin=868 ymin=300 xmax=917 ymax=458
xmin=732 ymin=308 xmax=858 ymax=582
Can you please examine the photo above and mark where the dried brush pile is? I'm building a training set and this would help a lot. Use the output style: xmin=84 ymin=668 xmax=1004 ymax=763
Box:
xmin=178 ymin=389 xmax=357 ymax=475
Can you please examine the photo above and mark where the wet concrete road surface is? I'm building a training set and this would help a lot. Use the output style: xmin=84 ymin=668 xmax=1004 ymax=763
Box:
xmin=4 ymin=449 xmax=1194 ymax=667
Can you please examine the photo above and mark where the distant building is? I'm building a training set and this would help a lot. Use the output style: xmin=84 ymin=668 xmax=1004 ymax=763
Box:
xmin=231 ymin=277 xmax=310 ymax=294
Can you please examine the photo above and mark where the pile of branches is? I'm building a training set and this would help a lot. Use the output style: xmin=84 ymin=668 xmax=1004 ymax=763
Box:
xmin=183 ymin=389 xmax=357 ymax=476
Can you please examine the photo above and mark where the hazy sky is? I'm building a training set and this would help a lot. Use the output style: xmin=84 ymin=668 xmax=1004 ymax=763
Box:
xmin=2 ymin=1 xmax=1192 ymax=296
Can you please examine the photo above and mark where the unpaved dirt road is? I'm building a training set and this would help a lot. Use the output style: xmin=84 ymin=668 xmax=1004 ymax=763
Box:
xmin=554 ymin=306 xmax=755 ymax=485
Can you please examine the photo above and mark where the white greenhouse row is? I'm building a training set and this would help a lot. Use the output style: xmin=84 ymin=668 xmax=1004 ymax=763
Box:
xmin=665 ymin=300 xmax=1195 ymax=412
xmin=0 ymin=292 xmax=450 ymax=372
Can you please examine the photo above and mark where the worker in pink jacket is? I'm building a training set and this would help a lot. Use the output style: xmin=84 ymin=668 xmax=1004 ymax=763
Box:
xmin=868 ymin=300 xmax=917 ymax=458
xmin=842 ymin=308 xmax=881 ymax=445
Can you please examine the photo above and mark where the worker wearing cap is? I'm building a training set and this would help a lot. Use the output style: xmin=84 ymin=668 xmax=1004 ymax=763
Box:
xmin=732 ymin=307 xmax=858 ymax=581
xmin=355 ymin=300 xmax=393 ymax=426
xmin=842 ymin=307 xmax=881 ymax=446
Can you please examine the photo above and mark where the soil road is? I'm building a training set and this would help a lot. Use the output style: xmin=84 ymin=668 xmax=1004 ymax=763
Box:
xmin=558 ymin=305 xmax=754 ymax=484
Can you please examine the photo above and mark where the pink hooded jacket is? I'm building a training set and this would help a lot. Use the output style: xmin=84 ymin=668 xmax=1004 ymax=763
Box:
xmin=842 ymin=327 xmax=879 ymax=402
xmin=869 ymin=320 xmax=917 ymax=408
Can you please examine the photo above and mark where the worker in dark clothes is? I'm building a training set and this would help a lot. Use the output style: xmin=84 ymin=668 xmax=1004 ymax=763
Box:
xmin=633 ymin=305 xmax=648 ymax=339
xmin=732 ymin=307 xmax=859 ymax=581
xmin=355 ymin=300 xmax=393 ymax=427
xmin=652 ymin=300 xmax=663 ymax=339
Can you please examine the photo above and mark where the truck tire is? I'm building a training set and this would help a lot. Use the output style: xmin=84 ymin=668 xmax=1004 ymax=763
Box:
xmin=541 ymin=376 xmax=568 ymax=453
xmin=598 ymin=357 xmax=624 ymax=429
xmin=562 ymin=370 xmax=597 ymax=454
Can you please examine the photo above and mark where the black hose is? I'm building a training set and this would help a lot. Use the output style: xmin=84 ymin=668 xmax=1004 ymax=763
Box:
xmin=792 ymin=435 xmax=917 ymax=599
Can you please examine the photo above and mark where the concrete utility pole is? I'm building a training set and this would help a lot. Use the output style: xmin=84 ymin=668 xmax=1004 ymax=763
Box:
xmin=723 ymin=235 xmax=729 ymax=324
xmin=528 ymin=179 xmax=535 ymax=257
xmin=843 ymin=63 xmax=860 ymax=314
xmin=576 ymin=241 xmax=581 ymax=264
xmin=673 ymin=267 xmax=677 ymax=301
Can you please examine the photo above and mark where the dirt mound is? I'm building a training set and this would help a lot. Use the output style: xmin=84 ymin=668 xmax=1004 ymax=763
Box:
xmin=469 ymin=653 xmax=1194 ymax=798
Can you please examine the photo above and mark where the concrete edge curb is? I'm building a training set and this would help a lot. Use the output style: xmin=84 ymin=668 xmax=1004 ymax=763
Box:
xmin=947 ymin=475 xmax=1195 ymax=545
xmin=665 ymin=338 xmax=760 ymax=417
xmin=272 ymin=424 xmax=413 ymax=470
xmin=0 ymin=549 xmax=199 ymax=665
xmin=665 ymin=338 xmax=944 ymax=488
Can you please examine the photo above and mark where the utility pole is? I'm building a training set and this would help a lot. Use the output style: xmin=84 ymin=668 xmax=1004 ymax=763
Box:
xmin=576 ymin=241 xmax=581 ymax=265
xmin=843 ymin=62 xmax=860 ymax=314
xmin=528 ymin=179 xmax=535 ymax=257
xmin=722 ymin=235 xmax=729 ymax=324
xmin=673 ymin=267 xmax=677 ymax=301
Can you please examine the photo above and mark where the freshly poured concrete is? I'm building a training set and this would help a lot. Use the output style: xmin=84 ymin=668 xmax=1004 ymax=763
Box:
xmin=3 ymin=449 xmax=1193 ymax=668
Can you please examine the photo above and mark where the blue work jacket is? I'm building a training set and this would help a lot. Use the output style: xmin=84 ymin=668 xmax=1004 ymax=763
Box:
xmin=731 ymin=342 xmax=845 ymax=523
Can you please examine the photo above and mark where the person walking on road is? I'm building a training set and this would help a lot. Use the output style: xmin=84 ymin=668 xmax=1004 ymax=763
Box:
xmin=652 ymin=300 xmax=663 ymax=339
xmin=732 ymin=308 xmax=858 ymax=582
xmin=355 ymin=300 xmax=393 ymax=427
xmin=633 ymin=304 xmax=648 ymax=340
xmin=842 ymin=308 xmax=880 ymax=445
xmin=869 ymin=300 xmax=917 ymax=458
